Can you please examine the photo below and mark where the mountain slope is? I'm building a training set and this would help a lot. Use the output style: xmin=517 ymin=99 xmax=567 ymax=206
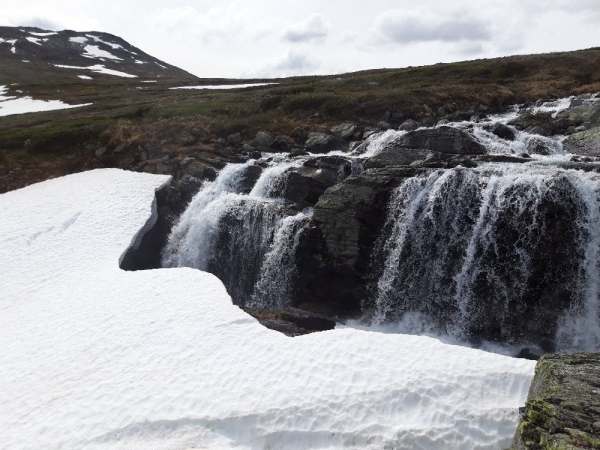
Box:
xmin=0 ymin=26 xmax=197 ymax=84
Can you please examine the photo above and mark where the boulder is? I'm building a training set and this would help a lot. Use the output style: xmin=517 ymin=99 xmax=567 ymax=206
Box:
xmin=305 ymin=132 xmax=348 ymax=153
xmin=255 ymin=131 xmax=275 ymax=147
xmin=282 ymin=160 xmax=350 ymax=206
xmin=95 ymin=146 xmax=107 ymax=157
xmin=487 ymin=123 xmax=516 ymax=141
xmin=554 ymin=101 xmax=600 ymax=130
xmin=399 ymin=119 xmax=419 ymax=132
xmin=563 ymin=128 xmax=600 ymax=157
xmin=238 ymin=164 xmax=263 ymax=193
xmin=183 ymin=161 xmax=216 ymax=180
xmin=330 ymin=123 xmax=356 ymax=140
xmin=365 ymin=146 xmax=432 ymax=169
xmin=396 ymin=126 xmax=486 ymax=155
xmin=113 ymin=143 xmax=126 ymax=154
xmin=509 ymin=353 xmax=600 ymax=450
xmin=227 ymin=132 xmax=243 ymax=144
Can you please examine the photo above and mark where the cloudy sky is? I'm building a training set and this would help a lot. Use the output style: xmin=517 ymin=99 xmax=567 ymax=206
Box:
xmin=2 ymin=0 xmax=600 ymax=79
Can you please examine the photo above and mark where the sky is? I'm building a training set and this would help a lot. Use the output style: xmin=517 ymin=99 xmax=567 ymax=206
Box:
xmin=1 ymin=0 xmax=600 ymax=79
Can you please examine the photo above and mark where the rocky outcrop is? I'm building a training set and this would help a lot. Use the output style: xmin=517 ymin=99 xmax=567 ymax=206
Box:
xmin=399 ymin=126 xmax=486 ymax=155
xmin=293 ymin=167 xmax=421 ymax=314
xmin=509 ymin=353 xmax=600 ymax=450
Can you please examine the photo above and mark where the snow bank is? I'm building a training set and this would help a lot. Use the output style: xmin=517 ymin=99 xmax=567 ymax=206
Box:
xmin=0 ymin=85 xmax=92 ymax=117
xmin=54 ymin=64 xmax=137 ymax=78
xmin=0 ymin=169 xmax=536 ymax=450
xmin=171 ymin=83 xmax=278 ymax=90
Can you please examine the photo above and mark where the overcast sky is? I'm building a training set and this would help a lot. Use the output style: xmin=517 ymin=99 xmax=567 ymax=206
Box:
xmin=2 ymin=0 xmax=600 ymax=79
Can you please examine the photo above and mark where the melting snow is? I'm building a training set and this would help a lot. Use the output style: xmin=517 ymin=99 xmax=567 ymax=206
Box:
xmin=170 ymin=83 xmax=278 ymax=90
xmin=55 ymin=64 xmax=137 ymax=78
xmin=0 ymin=169 xmax=536 ymax=449
xmin=29 ymin=31 xmax=57 ymax=37
xmin=82 ymin=44 xmax=122 ymax=61
xmin=78 ymin=75 xmax=93 ymax=80
xmin=0 ymin=85 xmax=92 ymax=117
xmin=69 ymin=36 xmax=88 ymax=44
xmin=135 ymin=60 xmax=145 ymax=64
xmin=25 ymin=36 xmax=44 ymax=45
xmin=86 ymin=34 xmax=124 ymax=50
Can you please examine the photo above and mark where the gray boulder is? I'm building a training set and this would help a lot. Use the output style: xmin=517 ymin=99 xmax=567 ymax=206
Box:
xmin=330 ymin=123 xmax=356 ymax=140
xmin=399 ymin=119 xmax=419 ymax=132
xmin=397 ymin=126 xmax=486 ymax=155
xmin=563 ymin=127 xmax=600 ymax=157
xmin=227 ymin=133 xmax=243 ymax=144
xmin=305 ymin=132 xmax=348 ymax=153
xmin=255 ymin=131 xmax=275 ymax=147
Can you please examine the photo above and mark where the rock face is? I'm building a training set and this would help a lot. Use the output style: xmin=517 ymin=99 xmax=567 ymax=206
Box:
xmin=330 ymin=123 xmax=356 ymax=140
xmin=509 ymin=353 xmax=600 ymax=450
xmin=294 ymin=167 xmax=419 ymax=314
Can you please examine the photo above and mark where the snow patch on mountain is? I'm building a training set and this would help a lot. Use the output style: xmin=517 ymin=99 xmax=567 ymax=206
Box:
xmin=0 ymin=84 xmax=92 ymax=117
xmin=82 ymin=44 xmax=122 ymax=61
xmin=0 ymin=169 xmax=536 ymax=450
xmin=54 ymin=63 xmax=137 ymax=78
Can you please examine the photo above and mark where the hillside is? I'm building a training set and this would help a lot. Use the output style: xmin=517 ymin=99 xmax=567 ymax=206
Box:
xmin=1 ymin=26 xmax=600 ymax=193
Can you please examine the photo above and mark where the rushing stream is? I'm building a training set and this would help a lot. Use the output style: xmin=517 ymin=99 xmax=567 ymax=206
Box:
xmin=161 ymin=97 xmax=600 ymax=353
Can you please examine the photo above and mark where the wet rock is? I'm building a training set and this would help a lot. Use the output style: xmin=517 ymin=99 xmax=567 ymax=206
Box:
xmin=563 ymin=128 xmax=600 ymax=157
xmin=330 ymin=122 xmax=356 ymax=140
xmin=242 ymin=143 xmax=256 ymax=152
xmin=365 ymin=147 xmax=432 ymax=169
xmin=509 ymin=353 xmax=600 ymax=449
xmin=421 ymin=117 xmax=437 ymax=127
xmin=399 ymin=119 xmax=419 ymax=132
xmin=487 ymin=123 xmax=517 ymax=141
xmin=397 ymin=126 xmax=486 ymax=155
xmin=305 ymin=132 xmax=348 ymax=153
xmin=527 ymin=124 xmax=552 ymax=137
xmin=437 ymin=106 xmax=446 ymax=117
xmin=282 ymin=159 xmax=351 ymax=206
xmin=293 ymin=167 xmax=421 ymax=314
xmin=289 ymin=148 xmax=309 ymax=157
xmin=255 ymin=131 xmax=275 ymax=147
xmin=525 ymin=136 xmax=552 ymax=156
xmin=238 ymin=164 xmax=263 ymax=193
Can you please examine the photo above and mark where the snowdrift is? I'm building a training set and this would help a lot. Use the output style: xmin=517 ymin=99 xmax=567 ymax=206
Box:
xmin=0 ymin=169 xmax=536 ymax=449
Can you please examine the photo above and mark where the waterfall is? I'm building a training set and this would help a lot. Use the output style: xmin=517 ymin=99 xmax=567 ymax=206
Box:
xmin=162 ymin=155 xmax=314 ymax=307
xmin=249 ymin=209 xmax=313 ymax=309
xmin=370 ymin=164 xmax=600 ymax=351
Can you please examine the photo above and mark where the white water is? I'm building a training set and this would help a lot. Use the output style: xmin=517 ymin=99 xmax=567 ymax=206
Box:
xmin=163 ymin=97 xmax=600 ymax=351
xmin=371 ymin=164 xmax=600 ymax=352
xmin=163 ymin=156 xmax=314 ymax=306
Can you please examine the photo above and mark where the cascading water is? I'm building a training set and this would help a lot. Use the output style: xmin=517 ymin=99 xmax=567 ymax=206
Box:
xmin=162 ymin=155 xmax=315 ymax=307
xmin=369 ymin=164 xmax=600 ymax=352
xmin=160 ymin=94 xmax=600 ymax=352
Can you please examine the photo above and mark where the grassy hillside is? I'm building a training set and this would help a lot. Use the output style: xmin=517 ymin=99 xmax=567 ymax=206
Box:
xmin=2 ymin=47 xmax=600 ymax=192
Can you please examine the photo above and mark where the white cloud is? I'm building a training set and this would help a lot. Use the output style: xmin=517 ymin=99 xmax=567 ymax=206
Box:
xmin=372 ymin=9 xmax=492 ymax=45
xmin=282 ymin=14 xmax=329 ymax=43
xmin=251 ymin=49 xmax=321 ymax=78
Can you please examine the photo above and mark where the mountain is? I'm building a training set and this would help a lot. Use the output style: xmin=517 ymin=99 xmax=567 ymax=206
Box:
xmin=0 ymin=26 xmax=197 ymax=83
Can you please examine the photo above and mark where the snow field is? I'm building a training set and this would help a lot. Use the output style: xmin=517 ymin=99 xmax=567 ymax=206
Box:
xmin=170 ymin=83 xmax=278 ymax=90
xmin=0 ymin=169 xmax=536 ymax=449
xmin=0 ymin=85 xmax=92 ymax=117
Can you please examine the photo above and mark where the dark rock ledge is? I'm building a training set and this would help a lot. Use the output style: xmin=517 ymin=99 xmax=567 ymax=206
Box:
xmin=508 ymin=352 xmax=600 ymax=450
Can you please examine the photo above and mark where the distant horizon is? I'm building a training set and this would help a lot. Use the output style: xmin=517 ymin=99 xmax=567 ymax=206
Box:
xmin=2 ymin=1 xmax=600 ymax=79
